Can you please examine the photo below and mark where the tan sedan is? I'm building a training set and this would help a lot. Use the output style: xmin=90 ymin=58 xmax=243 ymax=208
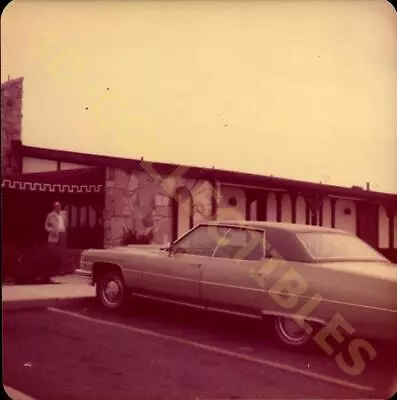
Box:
xmin=79 ymin=221 xmax=397 ymax=351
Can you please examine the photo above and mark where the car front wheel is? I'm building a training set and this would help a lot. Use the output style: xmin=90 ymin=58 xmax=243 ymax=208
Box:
xmin=274 ymin=316 xmax=313 ymax=348
xmin=97 ymin=271 xmax=127 ymax=311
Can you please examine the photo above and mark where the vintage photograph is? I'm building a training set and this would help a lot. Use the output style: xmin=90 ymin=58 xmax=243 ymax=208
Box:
xmin=2 ymin=0 xmax=397 ymax=399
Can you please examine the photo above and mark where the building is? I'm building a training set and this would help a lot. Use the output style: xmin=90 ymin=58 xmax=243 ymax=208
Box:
xmin=2 ymin=77 xmax=397 ymax=263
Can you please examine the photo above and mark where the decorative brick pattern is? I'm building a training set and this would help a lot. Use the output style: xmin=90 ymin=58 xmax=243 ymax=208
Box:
xmin=1 ymin=179 xmax=104 ymax=193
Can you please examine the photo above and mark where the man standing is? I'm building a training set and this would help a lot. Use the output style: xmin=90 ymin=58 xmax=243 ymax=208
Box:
xmin=45 ymin=201 xmax=68 ymax=277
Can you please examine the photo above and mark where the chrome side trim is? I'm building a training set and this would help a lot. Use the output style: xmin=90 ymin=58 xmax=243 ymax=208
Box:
xmin=201 ymin=280 xmax=265 ymax=293
xmin=267 ymin=290 xmax=397 ymax=314
xmin=206 ymin=307 xmax=261 ymax=320
xmin=142 ymin=271 xmax=198 ymax=283
xmin=131 ymin=293 xmax=206 ymax=309
xmin=260 ymin=310 xmax=327 ymax=326
xmin=130 ymin=292 xmax=260 ymax=319
xmin=202 ymin=281 xmax=397 ymax=314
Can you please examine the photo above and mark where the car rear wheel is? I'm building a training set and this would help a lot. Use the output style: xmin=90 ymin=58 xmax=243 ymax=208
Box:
xmin=97 ymin=271 xmax=127 ymax=311
xmin=274 ymin=316 xmax=313 ymax=347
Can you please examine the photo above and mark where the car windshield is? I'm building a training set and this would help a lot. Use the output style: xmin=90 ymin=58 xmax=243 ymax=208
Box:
xmin=296 ymin=232 xmax=389 ymax=262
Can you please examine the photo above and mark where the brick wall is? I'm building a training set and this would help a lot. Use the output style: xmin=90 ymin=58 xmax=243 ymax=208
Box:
xmin=1 ymin=77 xmax=23 ymax=175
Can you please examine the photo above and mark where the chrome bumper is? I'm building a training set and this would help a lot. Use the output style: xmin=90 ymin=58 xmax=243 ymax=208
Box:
xmin=74 ymin=268 xmax=94 ymax=285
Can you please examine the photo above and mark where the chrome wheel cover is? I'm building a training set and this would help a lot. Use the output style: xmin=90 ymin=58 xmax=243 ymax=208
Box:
xmin=101 ymin=276 xmax=123 ymax=307
xmin=276 ymin=316 xmax=311 ymax=346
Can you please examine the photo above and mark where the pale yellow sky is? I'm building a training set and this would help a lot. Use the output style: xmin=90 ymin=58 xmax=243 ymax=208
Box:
xmin=1 ymin=0 xmax=397 ymax=193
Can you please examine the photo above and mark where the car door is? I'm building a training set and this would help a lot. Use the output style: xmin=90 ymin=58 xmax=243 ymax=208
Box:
xmin=201 ymin=227 xmax=266 ymax=312
xmin=140 ymin=225 xmax=222 ymax=301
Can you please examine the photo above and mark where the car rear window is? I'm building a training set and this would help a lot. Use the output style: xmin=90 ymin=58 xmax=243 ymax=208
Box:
xmin=296 ymin=232 xmax=388 ymax=262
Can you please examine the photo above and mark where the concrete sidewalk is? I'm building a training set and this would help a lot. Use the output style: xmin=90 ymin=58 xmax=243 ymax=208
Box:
xmin=2 ymin=274 xmax=95 ymax=311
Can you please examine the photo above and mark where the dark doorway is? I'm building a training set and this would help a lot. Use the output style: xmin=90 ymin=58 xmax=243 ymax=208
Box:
xmin=171 ymin=187 xmax=194 ymax=241
xmin=356 ymin=201 xmax=379 ymax=248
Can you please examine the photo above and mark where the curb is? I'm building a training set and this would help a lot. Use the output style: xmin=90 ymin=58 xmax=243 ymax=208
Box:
xmin=2 ymin=296 xmax=95 ymax=312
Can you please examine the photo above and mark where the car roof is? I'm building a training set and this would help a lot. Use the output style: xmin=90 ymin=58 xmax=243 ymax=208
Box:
xmin=205 ymin=220 xmax=348 ymax=234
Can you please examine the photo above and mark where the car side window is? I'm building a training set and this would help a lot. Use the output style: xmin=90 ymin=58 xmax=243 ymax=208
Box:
xmin=213 ymin=228 xmax=264 ymax=261
xmin=173 ymin=226 xmax=228 ymax=257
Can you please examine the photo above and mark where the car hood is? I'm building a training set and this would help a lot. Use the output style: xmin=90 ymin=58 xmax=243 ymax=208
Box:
xmin=83 ymin=245 xmax=166 ymax=258
xmin=318 ymin=260 xmax=397 ymax=282
xmin=113 ymin=244 xmax=165 ymax=252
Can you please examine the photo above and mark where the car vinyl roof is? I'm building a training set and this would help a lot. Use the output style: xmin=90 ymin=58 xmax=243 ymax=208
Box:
xmin=205 ymin=220 xmax=348 ymax=234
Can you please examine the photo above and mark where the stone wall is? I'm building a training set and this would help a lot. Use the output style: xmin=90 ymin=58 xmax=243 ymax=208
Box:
xmin=1 ymin=77 xmax=23 ymax=175
xmin=103 ymin=167 xmax=213 ymax=247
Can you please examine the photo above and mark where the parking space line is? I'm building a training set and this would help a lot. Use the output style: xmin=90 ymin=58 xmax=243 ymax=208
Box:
xmin=48 ymin=307 xmax=375 ymax=394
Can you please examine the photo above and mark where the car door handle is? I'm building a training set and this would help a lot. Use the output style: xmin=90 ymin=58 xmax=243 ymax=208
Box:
xmin=189 ymin=263 xmax=202 ymax=269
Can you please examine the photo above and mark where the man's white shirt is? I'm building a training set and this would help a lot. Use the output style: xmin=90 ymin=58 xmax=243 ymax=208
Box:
xmin=57 ymin=213 xmax=66 ymax=232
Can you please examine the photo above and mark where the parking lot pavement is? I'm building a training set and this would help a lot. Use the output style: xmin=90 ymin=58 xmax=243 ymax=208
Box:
xmin=60 ymin=297 xmax=397 ymax=393
xmin=3 ymin=310 xmax=367 ymax=400
xmin=4 ymin=298 xmax=396 ymax=400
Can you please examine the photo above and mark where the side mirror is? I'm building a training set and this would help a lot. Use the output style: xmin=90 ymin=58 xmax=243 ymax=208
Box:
xmin=161 ymin=242 xmax=186 ymax=255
